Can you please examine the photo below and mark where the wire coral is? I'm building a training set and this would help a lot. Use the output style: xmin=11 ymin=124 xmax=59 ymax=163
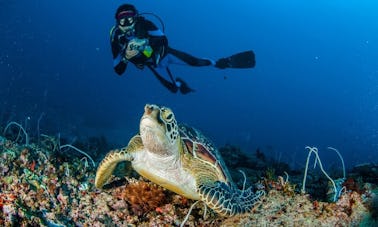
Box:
xmin=3 ymin=121 xmax=29 ymax=146
xmin=114 ymin=180 xmax=167 ymax=216
xmin=301 ymin=146 xmax=346 ymax=202
xmin=59 ymin=144 xmax=95 ymax=168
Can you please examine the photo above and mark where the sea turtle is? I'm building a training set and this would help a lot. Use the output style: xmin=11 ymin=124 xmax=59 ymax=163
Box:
xmin=95 ymin=104 xmax=264 ymax=216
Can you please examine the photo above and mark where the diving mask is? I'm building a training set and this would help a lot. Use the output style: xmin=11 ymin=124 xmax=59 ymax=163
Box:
xmin=117 ymin=9 xmax=136 ymax=27
xmin=119 ymin=16 xmax=135 ymax=27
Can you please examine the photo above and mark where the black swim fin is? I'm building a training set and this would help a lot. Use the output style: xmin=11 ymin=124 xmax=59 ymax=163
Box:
xmin=176 ymin=77 xmax=195 ymax=94
xmin=147 ymin=65 xmax=179 ymax=93
xmin=215 ymin=50 xmax=256 ymax=69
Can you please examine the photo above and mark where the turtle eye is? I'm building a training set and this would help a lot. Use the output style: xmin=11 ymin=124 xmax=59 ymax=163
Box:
xmin=166 ymin=113 xmax=173 ymax=121
xmin=160 ymin=107 xmax=174 ymax=122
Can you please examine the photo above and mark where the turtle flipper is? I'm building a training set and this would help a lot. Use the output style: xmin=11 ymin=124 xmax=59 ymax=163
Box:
xmin=198 ymin=181 xmax=264 ymax=216
xmin=95 ymin=135 xmax=143 ymax=188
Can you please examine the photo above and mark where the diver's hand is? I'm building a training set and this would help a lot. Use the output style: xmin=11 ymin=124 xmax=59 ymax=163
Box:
xmin=126 ymin=38 xmax=149 ymax=59
xmin=125 ymin=40 xmax=140 ymax=59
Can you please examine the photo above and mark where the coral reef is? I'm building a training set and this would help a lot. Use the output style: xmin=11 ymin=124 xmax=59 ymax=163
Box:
xmin=222 ymin=190 xmax=367 ymax=226
xmin=0 ymin=136 xmax=376 ymax=226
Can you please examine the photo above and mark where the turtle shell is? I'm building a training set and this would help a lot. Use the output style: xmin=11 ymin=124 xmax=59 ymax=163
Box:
xmin=179 ymin=124 xmax=234 ymax=186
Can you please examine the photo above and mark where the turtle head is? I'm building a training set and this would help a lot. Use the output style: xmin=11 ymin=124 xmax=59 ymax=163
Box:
xmin=140 ymin=104 xmax=180 ymax=156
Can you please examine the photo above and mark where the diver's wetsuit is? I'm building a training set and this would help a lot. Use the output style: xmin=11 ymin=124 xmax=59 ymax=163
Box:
xmin=110 ymin=16 xmax=214 ymax=94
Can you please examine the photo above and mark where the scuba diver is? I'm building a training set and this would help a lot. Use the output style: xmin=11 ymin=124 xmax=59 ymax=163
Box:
xmin=111 ymin=4 xmax=255 ymax=94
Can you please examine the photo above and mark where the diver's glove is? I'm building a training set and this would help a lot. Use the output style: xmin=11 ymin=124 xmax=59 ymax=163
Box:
xmin=175 ymin=78 xmax=195 ymax=94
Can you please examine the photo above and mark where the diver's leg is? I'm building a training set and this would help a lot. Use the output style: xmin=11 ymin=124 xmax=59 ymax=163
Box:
xmin=148 ymin=54 xmax=195 ymax=94
xmin=167 ymin=47 xmax=215 ymax=66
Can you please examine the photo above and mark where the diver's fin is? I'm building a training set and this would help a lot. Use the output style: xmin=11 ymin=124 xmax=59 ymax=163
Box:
xmin=166 ymin=67 xmax=195 ymax=94
xmin=215 ymin=50 xmax=256 ymax=69
xmin=176 ymin=77 xmax=195 ymax=94
xmin=147 ymin=65 xmax=179 ymax=93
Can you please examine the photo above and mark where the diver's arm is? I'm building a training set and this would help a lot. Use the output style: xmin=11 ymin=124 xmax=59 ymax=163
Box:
xmin=110 ymin=26 xmax=128 ymax=75
xmin=113 ymin=53 xmax=128 ymax=75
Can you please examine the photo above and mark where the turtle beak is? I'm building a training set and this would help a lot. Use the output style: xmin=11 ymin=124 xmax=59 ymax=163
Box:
xmin=143 ymin=104 xmax=164 ymax=124
xmin=144 ymin=104 xmax=155 ymax=115
xmin=144 ymin=104 xmax=157 ymax=116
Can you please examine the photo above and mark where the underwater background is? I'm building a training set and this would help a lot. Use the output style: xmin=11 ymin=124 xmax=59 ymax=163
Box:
xmin=1 ymin=0 xmax=378 ymax=170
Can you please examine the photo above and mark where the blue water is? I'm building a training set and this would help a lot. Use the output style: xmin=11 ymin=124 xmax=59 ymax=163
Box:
xmin=1 ymin=0 xmax=377 ymax=169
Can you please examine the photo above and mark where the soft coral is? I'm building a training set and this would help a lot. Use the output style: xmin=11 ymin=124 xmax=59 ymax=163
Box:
xmin=114 ymin=180 xmax=166 ymax=216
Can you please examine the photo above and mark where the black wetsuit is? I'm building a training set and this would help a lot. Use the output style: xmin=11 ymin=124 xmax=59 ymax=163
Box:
xmin=110 ymin=16 xmax=214 ymax=94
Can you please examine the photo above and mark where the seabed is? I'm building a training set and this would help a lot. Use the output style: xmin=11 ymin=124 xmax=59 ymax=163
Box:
xmin=0 ymin=135 xmax=377 ymax=226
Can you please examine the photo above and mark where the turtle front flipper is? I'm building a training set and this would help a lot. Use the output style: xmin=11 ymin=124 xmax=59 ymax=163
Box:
xmin=95 ymin=135 xmax=143 ymax=189
xmin=198 ymin=181 xmax=264 ymax=216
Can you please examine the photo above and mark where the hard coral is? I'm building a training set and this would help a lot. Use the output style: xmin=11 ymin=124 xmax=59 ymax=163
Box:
xmin=115 ymin=180 xmax=166 ymax=216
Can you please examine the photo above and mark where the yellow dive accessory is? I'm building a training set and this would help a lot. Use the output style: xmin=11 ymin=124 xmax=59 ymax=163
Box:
xmin=142 ymin=45 xmax=153 ymax=58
